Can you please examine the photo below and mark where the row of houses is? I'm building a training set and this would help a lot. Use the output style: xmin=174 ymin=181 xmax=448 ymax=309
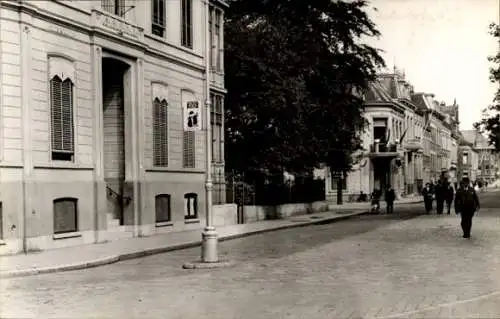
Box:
xmin=0 ymin=0 xmax=497 ymax=255
xmin=325 ymin=69 xmax=499 ymax=202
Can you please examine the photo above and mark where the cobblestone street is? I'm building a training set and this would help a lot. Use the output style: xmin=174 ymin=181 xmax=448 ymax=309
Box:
xmin=1 ymin=192 xmax=500 ymax=318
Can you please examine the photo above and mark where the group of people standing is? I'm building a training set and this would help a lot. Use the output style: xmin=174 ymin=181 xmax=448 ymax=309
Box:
xmin=422 ymin=177 xmax=481 ymax=238
xmin=369 ymin=177 xmax=481 ymax=238
xmin=422 ymin=180 xmax=455 ymax=214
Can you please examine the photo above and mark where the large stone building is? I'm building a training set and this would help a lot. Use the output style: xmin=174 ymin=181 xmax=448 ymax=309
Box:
xmin=0 ymin=0 xmax=227 ymax=254
xmin=459 ymin=130 xmax=497 ymax=183
xmin=325 ymin=70 xmax=460 ymax=202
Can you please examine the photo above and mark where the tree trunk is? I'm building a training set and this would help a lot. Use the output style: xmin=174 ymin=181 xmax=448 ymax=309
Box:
xmin=337 ymin=171 xmax=343 ymax=205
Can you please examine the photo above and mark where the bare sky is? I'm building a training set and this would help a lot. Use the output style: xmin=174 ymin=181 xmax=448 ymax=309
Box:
xmin=365 ymin=0 xmax=498 ymax=130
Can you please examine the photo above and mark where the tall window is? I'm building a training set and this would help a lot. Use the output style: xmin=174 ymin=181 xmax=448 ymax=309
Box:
xmin=209 ymin=8 xmax=213 ymax=69
xmin=214 ymin=10 xmax=221 ymax=71
xmin=331 ymin=174 xmax=346 ymax=190
xmin=101 ymin=0 xmax=125 ymax=16
xmin=50 ymin=76 xmax=74 ymax=161
xmin=153 ymin=98 xmax=169 ymax=167
xmin=183 ymin=131 xmax=195 ymax=168
xmin=181 ymin=0 xmax=193 ymax=48
xmin=210 ymin=93 xmax=223 ymax=163
xmin=184 ymin=193 xmax=198 ymax=219
xmin=0 ymin=202 xmax=3 ymax=240
xmin=155 ymin=194 xmax=171 ymax=222
xmin=53 ymin=198 xmax=78 ymax=234
xmin=152 ymin=0 xmax=166 ymax=37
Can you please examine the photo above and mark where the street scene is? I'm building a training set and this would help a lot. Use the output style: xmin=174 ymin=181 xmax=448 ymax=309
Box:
xmin=1 ymin=190 xmax=499 ymax=318
xmin=1 ymin=0 xmax=500 ymax=318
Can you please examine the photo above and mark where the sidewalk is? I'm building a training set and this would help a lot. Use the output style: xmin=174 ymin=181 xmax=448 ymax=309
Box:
xmin=0 ymin=198 xmax=422 ymax=278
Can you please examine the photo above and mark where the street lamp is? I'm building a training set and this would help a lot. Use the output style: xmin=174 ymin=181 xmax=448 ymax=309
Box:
xmin=183 ymin=0 xmax=232 ymax=269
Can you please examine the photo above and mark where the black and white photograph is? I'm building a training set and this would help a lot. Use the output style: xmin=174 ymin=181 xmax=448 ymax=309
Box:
xmin=0 ymin=0 xmax=499 ymax=317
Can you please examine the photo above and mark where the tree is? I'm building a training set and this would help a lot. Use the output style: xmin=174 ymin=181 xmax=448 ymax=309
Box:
xmin=224 ymin=0 xmax=385 ymax=203
xmin=474 ymin=23 xmax=500 ymax=153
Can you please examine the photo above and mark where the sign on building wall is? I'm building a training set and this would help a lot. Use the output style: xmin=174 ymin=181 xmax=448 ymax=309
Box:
xmin=183 ymin=100 xmax=202 ymax=131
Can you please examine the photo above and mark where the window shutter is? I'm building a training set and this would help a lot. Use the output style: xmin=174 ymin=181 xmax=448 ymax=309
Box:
xmin=61 ymin=79 xmax=74 ymax=152
xmin=51 ymin=77 xmax=74 ymax=159
xmin=155 ymin=194 xmax=171 ymax=222
xmin=153 ymin=99 xmax=168 ymax=167
xmin=183 ymin=131 xmax=195 ymax=168
xmin=51 ymin=77 xmax=63 ymax=152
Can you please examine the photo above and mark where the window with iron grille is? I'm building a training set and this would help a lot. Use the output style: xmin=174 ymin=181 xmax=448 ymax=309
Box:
xmin=101 ymin=0 xmax=126 ymax=16
xmin=152 ymin=0 xmax=166 ymax=37
xmin=181 ymin=0 xmax=193 ymax=48
xmin=155 ymin=194 xmax=171 ymax=222
xmin=183 ymin=131 xmax=195 ymax=168
xmin=210 ymin=93 xmax=223 ymax=163
xmin=214 ymin=10 xmax=221 ymax=71
xmin=209 ymin=7 xmax=213 ymax=69
xmin=0 ymin=202 xmax=3 ymax=240
xmin=184 ymin=193 xmax=198 ymax=219
xmin=53 ymin=198 xmax=78 ymax=234
xmin=50 ymin=76 xmax=74 ymax=161
xmin=331 ymin=175 xmax=347 ymax=190
xmin=153 ymin=98 xmax=169 ymax=167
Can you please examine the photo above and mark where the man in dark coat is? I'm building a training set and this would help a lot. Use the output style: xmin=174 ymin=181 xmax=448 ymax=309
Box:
xmin=445 ymin=182 xmax=454 ymax=215
xmin=385 ymin=185 xmax=396 ymax=214
xmin=435 ymin=180 xmax=445 ymax=215
xmin=422 ymin=183 xmax=433 ymax=213
xmin=455 ymin=177 xmax=480 ymax=239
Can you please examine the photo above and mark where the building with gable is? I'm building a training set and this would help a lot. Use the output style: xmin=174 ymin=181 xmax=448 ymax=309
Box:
xmin=460 ymin=130 xmax=498 ymax=183
xmin=325 ymin=69 xmax=460 ymax=202
xmin=0 ymin=0 xmax=228 ymax=255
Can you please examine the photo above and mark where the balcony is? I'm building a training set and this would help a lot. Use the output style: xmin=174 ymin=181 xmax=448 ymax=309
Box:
xmin=404 ymin=137 xmax=422 ymax=151
xmin=368 ymin=141 xmax=399 ymax=159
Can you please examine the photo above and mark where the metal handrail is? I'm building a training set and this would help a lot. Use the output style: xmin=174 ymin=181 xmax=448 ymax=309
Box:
xmin=106 ymin=185 xmax=132 ymax=204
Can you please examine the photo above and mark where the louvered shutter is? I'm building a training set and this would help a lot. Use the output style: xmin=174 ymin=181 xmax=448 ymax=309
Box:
xmin=61 ymin=79 xmax=74 ymax=152
xmin=155 ymin=194 xmax=171 ymax=222
xmin=51 ymin=77 xmax=74 ymax=155
xmin=153 ymin=99 xmax=168 ymax=167
xmin=183 ymin=131 xmax=195 ymax=168
xmin=51 ymin=77 xmax=63 ymax=152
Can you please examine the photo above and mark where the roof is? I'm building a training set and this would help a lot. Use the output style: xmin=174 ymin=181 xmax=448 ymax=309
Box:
xmin=365 ymin=80 xmax=392 ymax=102
xmin=460 ymin=130 xmax=494 ymax=150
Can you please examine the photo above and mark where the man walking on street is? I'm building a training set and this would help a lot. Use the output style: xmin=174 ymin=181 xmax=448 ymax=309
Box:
xmin=435 ymin=180 xmax=445 ymax=215
xmin=445 ymin=182 xmax=455 ymax=215
xmin=455 ymin=177 xmax=480 ymax=239
xmin=385 ymin=185 xmax=395 ymax=214
xmin=422 ymin=183 xmax=433 ymax=214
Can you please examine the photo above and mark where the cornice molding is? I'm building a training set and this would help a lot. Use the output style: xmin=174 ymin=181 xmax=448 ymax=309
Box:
xmin=1 ymin=1 xmax=207 ymax=73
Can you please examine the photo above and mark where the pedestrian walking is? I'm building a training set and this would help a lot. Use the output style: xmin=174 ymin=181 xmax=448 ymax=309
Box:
xmin=370 ymin=188 xmax=381 ymax=214
xmin=385 ymin=185 xmax=395 ymax=214
xmin=445 ymin=182 xmax=454 ymax=215
xmin=454 ymin=177 xmax=480 ymax=239
xmin=422 ymin=183 xmax=433 ymax=213
xmin=435 ymin=180 xmax=445 ymax=215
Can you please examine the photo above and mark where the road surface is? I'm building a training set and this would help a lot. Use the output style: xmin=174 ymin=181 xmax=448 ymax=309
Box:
xmin=1 ymin=192 xmax=499 ymax=318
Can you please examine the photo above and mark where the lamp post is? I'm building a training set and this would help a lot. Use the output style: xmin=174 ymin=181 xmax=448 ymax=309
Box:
xmin=201 ymin=0 xmax=218 ymax=263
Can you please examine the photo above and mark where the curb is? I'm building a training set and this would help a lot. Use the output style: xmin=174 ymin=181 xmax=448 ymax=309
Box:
xmin=0 ymin=210 xmax=371 ymax=279
xmin=0 ymin=200 xmax=424 ymax=278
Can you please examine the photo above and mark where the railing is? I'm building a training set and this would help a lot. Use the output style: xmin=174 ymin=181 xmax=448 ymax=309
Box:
xmin=106 ymin=185 xmax=132 ymax=206
xmin=370 ymin=143 xmax=397 ymax=153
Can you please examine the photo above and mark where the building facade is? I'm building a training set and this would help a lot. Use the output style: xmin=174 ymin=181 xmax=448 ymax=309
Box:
xmin=460 ymin=130 xmax=497 ymax=183
xmin=0 ymin=0 xmax=227 ymax=254
xmin=457 ymin=141 xmax=479 ymax=182
xmin=325 ymin=70 xmax=460 ymax=202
